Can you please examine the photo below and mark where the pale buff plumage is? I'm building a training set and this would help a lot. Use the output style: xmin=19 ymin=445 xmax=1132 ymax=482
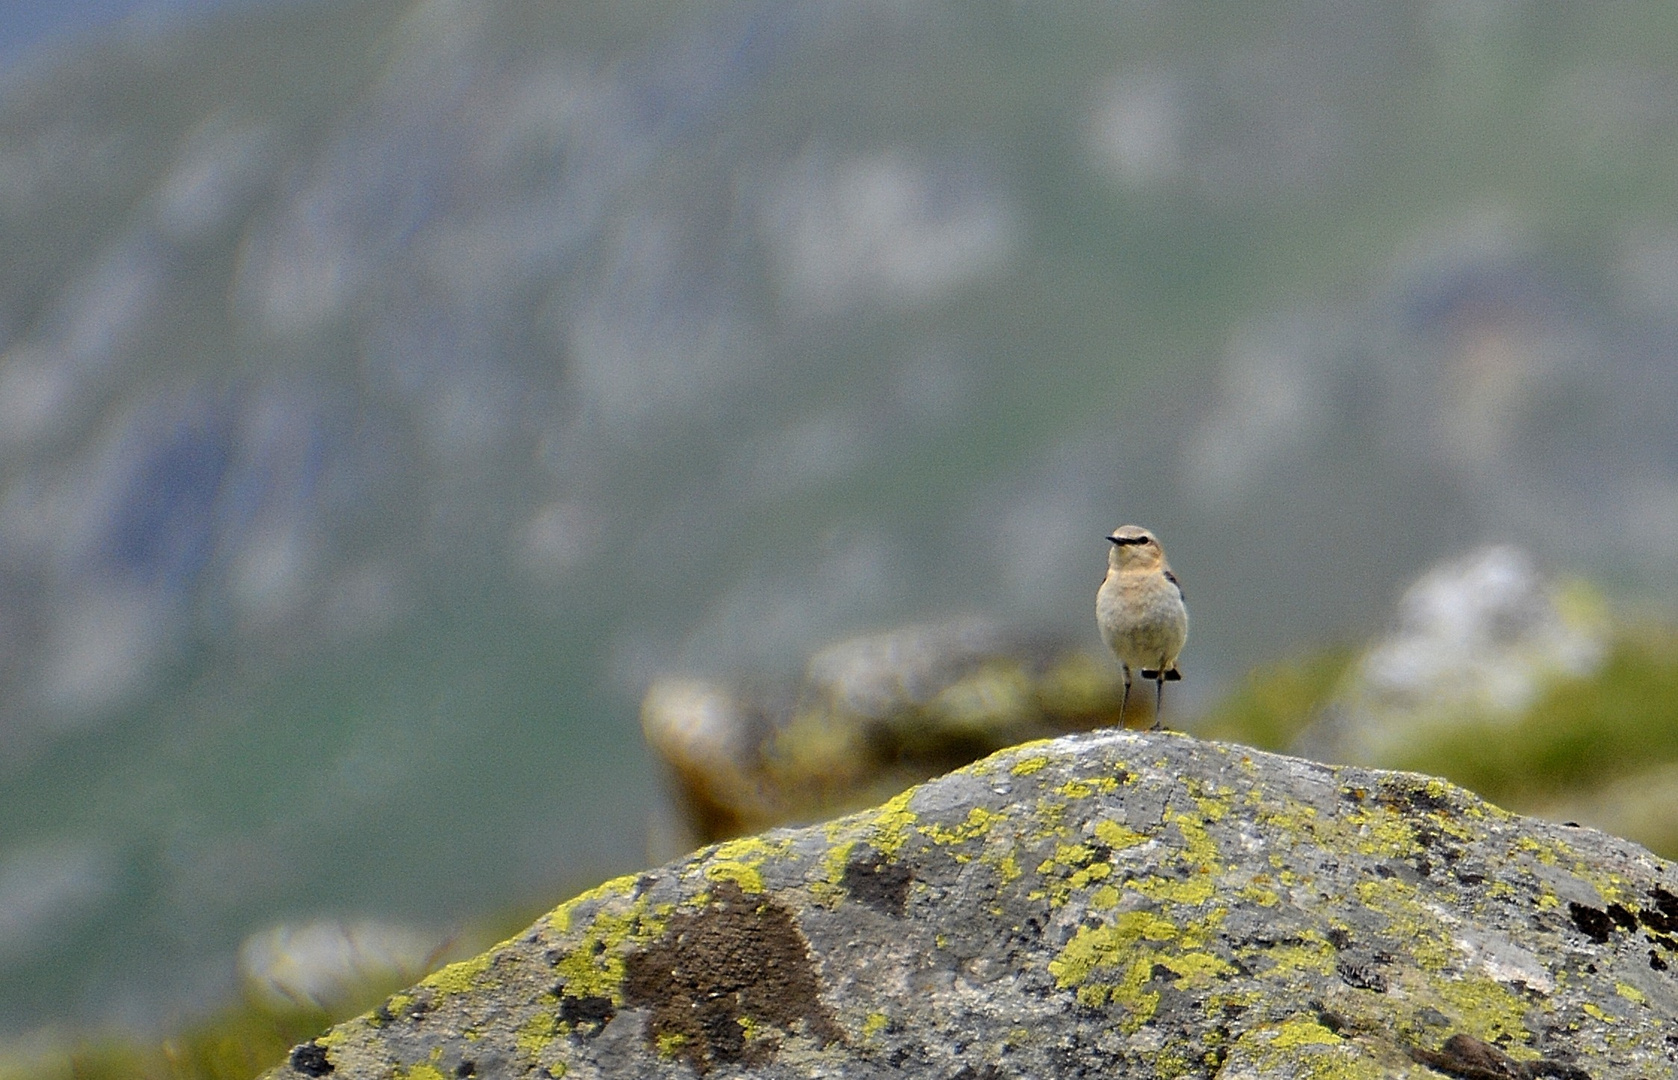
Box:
xmin=1096 ymin=525 xmax=1187 ymax=729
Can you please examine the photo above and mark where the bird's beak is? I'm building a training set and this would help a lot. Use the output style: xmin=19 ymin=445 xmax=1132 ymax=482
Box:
xmin=1107 ymin=535 xmax=1123 ymax=546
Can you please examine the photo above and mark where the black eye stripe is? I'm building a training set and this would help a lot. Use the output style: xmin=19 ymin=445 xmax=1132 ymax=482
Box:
xmin=1109 ymin=535 xmax=1152 ymax=546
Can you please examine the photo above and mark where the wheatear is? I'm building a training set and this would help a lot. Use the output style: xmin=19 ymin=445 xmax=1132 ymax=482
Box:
xmin=1096 ymin=525 xmax=1187 ymax=730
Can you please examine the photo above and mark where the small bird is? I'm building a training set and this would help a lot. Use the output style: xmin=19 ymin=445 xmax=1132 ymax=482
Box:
xmin=1096 ymin=525 xmax=1188 ymax=730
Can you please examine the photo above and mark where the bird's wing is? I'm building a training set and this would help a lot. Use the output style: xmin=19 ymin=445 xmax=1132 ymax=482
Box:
xmin=1164 ymin=569 xmax=1184 ymax=599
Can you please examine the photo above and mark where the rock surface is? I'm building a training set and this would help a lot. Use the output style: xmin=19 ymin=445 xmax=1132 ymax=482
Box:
xmin=265 ymin=731 xmax=1678 ymax=1079
xmin=642 ymin=618 xmax=1128 ymax=846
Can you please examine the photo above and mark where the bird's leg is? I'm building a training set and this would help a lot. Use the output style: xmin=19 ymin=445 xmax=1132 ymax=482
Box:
xmin=1151 ymin=666 xmax=1166 ymax=731
xmin=1119 ymin=664 xmax=1131 ymax=728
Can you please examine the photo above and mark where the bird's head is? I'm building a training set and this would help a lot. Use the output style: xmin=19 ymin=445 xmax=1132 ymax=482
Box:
xmin=1107 ymin=525 xmax=1164 ymax=570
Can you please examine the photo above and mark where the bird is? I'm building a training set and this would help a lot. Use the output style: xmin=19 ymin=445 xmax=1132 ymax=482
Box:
xmin=1096 ymin=525 xmax=1188 ymax=730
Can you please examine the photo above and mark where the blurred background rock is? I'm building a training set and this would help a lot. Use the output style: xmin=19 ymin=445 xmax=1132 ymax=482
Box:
xmin=5 ymin=0 xmax=1678 ymax=1073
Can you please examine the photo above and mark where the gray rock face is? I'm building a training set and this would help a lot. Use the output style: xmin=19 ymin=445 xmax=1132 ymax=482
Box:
xmin=264 ymin=731 xmax=1678 ymax=1079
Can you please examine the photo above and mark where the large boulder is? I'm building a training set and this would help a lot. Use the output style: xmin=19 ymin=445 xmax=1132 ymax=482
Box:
xmin=265 ymin=731 xmax=1678 ymax=1079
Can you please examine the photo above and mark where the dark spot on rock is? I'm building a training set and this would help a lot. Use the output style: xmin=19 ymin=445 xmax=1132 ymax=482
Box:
xmin=1650 ymin=932 xmax=1678 ymax=952
xmin=592 ymin=939 xmax=606 ymax=955
xmin=1606 ymin=903 xmax=1638 ymax=931
xmin=952 ymin=1065 xmax=1004 ymax=1080
xmin=370 ymin=1002 xmax=393 ymax=1028
xmin=1415 ymin=857 xmax=1434 ymax=877
xmin=1456 ymin=870 xmax=1486 ymax=887
xmin=1337 ymin=959 xmax=1388 ymax=993
xmin=1650 ymin=950 xmax=1668 ymax=972
xmin=1341 ymin=785 xmax=1367 ymax=802
xmin=1376 ymin=864 xmax=1395 ymax=879
xmin=289 ymin=1041 xmax=333 ymax=1077
xmin=622 ymin=881 xmax=841 ymax=1074
xmin=1316 ymin=1008 xmax=1345 ymax=1034
xmin=1562 ymin=821 xmax=1580 ymax=827
xmin=1641 ymin=887 xmax=1678 ymax=934
xmin=889 ymin=1046 xmax=912 ymax=1068
xmin=843 ymin=851 xmax=915 ymax=917
xmin=1569 ymin=902 xmax=1614 ymax=944
xmin=634 ymin=873 xmax=658 ymax=896
xmin=1379 ymin=779 xmax=1453 ymax=815
xmin=559 ymin=993 xmax=616 ymax=1034
xmin=1150 ymin=962 xmax=1174 ymax=982
xmin=1207 ymin=1041 xmax=1229 ymax=1072
xmin=1326 ymin=927 xmax=1351 ymax=950
xmin=1409 ymin=1032 xmax=1592 ymax=1080
xmin=454 ymin=1062 xmax=476 ymax=1078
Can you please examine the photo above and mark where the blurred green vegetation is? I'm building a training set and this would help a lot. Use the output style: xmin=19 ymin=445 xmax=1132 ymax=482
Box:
xmin=0 ymin=902 xmax=550 ymax=1080
xmin=1197 ymin=622 xmax=1678 ymax=861
xmin=1196 ymin=646 xmax=1357 ymax=753
xmin=1395 ymin=625 xmax=1678 ymax=808
xmin=0 ymin=1000 xmax=334 ymax=1080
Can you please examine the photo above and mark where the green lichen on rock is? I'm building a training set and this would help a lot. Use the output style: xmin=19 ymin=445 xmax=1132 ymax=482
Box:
xmin=263 ymin=732 xmax=1678 ymax=1079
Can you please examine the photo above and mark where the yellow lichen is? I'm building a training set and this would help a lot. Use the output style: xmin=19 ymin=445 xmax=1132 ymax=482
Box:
xmin=1049 ymin=910 xmax=1180 ymax=988
xmin=1011 ymin=756 xmax=1050 ymax=776
xmin=396 ymin=1067 xmax=448 ymax=1080
xmin=1157 ymin=950 xmax=1234 ymax=988
xmin=704 ymin=862 xmax=764 ymax=892
xmin=1349 ymin=808 xmax=1420 ymax=858
xmin=1093 ymin=819 xmax=1149 ymax=850
xmin=418 ymin=952 xmax=492 ymax=997
xmin=1251 ymin=935 xmax=1336 ymax=977
xmin=871 ymin=790 xmax=919 ymax=857
xmin=1167 ymin=812 xmax=1222 ymax=872
xmin=1433 ymin=974 xmax=1533 ymax=1045
xmin=1269 ymin=1018 xmax=1342 ymax=1049
xmin=922 ymin=806 xmax=1006 ymax=846
xmin=703 ymin=836 xmax=790 ymax=894
xmin=517 ymin=1013 xmax=558 ymax=1057
xmin=1129 ymin=873 xmax=1216 ymax=907
xmin=809 ymin=834 xmax=859 ymax=906
xmin=550 ymin=892 xmax=669 ymax=1004
xmin=549 ymin=873 xmax=642 ymax=934
xmin=1513 ymin=836 xmax=1561 ymax=866
xmin=1057 ymin=776 xmax=1120 ymax=799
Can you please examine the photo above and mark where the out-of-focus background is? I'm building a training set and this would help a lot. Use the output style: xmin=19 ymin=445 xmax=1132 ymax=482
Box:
xmin=5 ymin=0 xmax=1678 ymax=1072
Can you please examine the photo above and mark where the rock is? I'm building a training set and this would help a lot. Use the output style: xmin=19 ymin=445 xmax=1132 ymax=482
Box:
xmin=1294 ymin=545 xmax=1608 ymax=764
xmin=642 ymin=618 xmax=1127 ymax=845
xmin=262 ymin=731 xmax=1678 ymax=1079
xmin=239 ymin=919 xmax=469 ymax=1014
